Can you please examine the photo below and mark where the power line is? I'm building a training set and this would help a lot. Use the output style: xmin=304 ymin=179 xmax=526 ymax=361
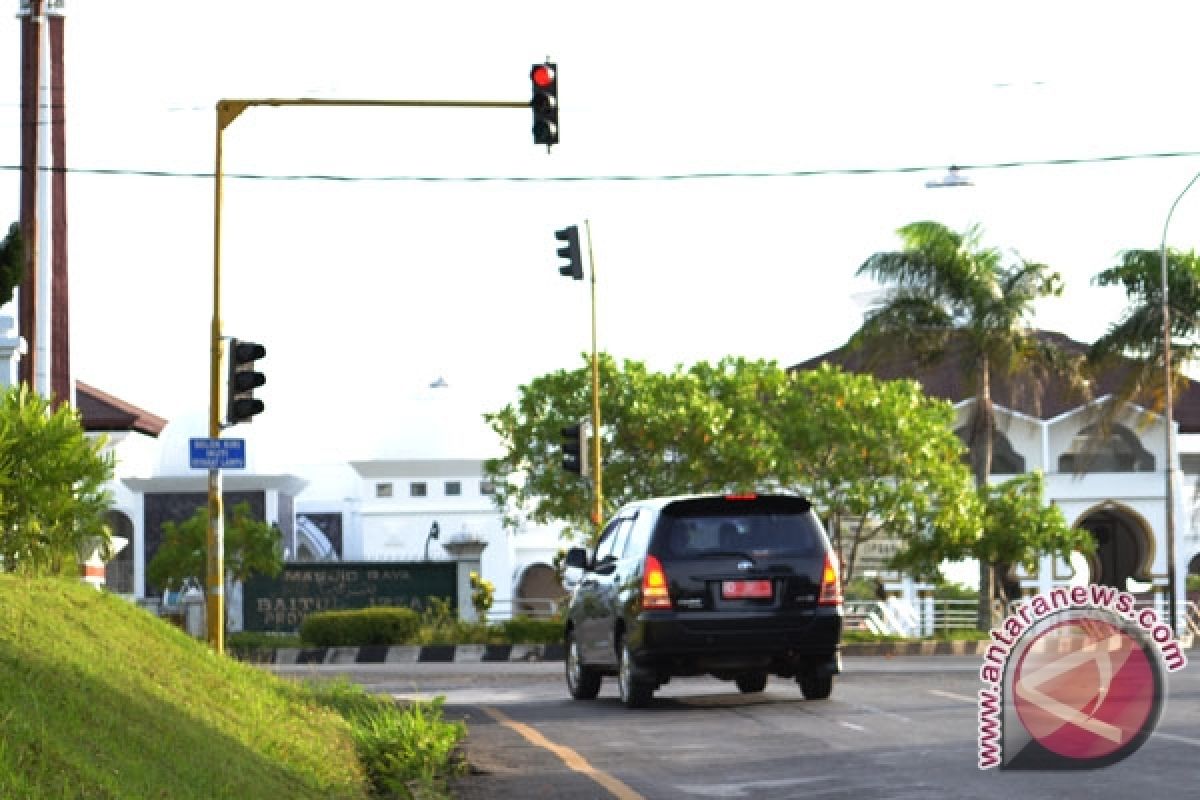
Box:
xmin=2 ymin=150 xmax=1200 ymax=183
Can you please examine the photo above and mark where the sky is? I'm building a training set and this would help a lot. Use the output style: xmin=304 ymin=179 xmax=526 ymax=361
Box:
xmin=4 ymin=1 xmax=1200 ymax=472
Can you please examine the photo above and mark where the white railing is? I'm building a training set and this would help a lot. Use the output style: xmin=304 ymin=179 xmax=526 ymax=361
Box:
xmin=845 ymin=598 xmax=985 ymax=637
xmin=850 ymin=597 xmax=1200 ymax=644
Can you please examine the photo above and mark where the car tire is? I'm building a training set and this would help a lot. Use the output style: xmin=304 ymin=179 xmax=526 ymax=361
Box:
xmin=735 ymin=672 xmax=768 ymax=694
xmin=798 ymin=672 xmax=833 ymax=700
xmin=565 ymin=629 xmax=602 ymax=700
xmin=617 ymin=638 xmax=653 ymax=709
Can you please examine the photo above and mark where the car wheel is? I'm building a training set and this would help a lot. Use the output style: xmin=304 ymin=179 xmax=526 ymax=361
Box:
xmin=617 ymin=638 xmax=653 ymax=709
xmin=565 ymin=629 xmax=602 ymax=700
xmin=735 ymin=672 xmax=768 ymax=694
xmin=798 ymin=672 xmax=833 ymax=700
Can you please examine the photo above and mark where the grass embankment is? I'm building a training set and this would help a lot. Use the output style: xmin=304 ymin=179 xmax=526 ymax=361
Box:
xmin=0 ymin=575 xmax=462 ymax=799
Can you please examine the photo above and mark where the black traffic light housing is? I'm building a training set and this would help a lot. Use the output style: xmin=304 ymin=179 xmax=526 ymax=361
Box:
xmin=561 ymin=422 xmax=588 ymax=475
xmin=555 ymin=225 xmax=583 ymax=280
xmin=530 ymin=62 xmax=558 ymax=147
xmin=226 ymin=338 xmax=266 ymax=426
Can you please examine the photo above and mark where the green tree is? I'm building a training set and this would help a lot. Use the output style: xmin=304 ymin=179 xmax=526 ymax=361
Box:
xmin=851 ymin=220 xmax=1085 ymax=628
xmin=488 ymin=355 xmax=993 ymax=585
xmin=0 ymin=384 xmax=114 ymax=575
xmin=484 ymin=354 xmax=786 ymax=545
xmin=1089 ymin=248 xmax=1200 ymax=422
xmin=0 ymin=222 xmax=24 ymax=307
xmin=146 ymin=501 xmax=283 ymax=595
xmin=777 ymin=364 xmax=982 ymax=586
xmin=894 ymin=471 xmax=1093 ymax=604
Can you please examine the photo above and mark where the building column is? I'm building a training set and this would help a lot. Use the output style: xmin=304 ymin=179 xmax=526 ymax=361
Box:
xmin=0 ymin=316 xmax=25 ymax=389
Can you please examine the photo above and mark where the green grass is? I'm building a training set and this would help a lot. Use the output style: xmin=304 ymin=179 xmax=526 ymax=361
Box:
xmin=0 ymin=574 xmax=461 ymax=799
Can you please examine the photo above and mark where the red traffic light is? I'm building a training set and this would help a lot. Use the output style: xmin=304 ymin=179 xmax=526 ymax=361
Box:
xmin=531 ymin=63 xmax=555 ymax=88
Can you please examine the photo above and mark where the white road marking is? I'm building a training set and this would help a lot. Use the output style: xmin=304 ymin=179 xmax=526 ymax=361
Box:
xmin=839 ymin=720 xmax=867 ymax=731
xmin=1152 ymin=731 xmax=1200 ymax=748
xmin=674 ymin=776 xmax=834 ymax=797
xmin=929 ymin=689 xmax=977 ymax=704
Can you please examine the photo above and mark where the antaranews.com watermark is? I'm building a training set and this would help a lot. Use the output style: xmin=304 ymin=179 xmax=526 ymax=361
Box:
xmin=977 ymin=584 xmax=1187 ymax=770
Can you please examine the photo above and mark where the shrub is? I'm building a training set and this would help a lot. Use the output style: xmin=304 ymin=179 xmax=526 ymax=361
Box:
xmin=227 ymin=631 xmax=303 ymax=650
xmin=300 ymin=607 xmax=420 ymax=647
xmin=496 ymin=615 xmax=563 ymax=644
xmin=306 ymin=679 xmax=466 ymax=798
xmin=469 ymin=571 xmax=494 ymax=618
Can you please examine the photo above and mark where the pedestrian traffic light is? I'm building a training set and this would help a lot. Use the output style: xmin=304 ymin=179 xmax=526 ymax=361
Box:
xmin=555 ymin=224 xmax=583 ymax=280
xmin=530 ymin=62 xmax=558 ymax=147
xmin=226 ymin=338 xmax=266 ymax=425
xmin=561 ymin=422 xmax=588 ymax=475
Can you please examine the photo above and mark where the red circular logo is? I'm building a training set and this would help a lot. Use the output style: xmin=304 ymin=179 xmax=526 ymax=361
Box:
xmin=1013 ymin=617 xmax=1157 ymax=761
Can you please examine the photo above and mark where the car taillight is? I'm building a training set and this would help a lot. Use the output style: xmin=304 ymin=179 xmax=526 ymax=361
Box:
xmin=723 ymin=493 xmax=757 ymax=501
xmin=642 ymin=554 xmax=672 ymax=609
xmin=818 ymin=553 xmax=843 ymax=606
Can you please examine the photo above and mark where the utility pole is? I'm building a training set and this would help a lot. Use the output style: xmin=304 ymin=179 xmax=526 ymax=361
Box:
xmin=585 ymin=220 xmax=603 ymax=537
xmin=16 ymin=0 xmax=68 ymax=403
xmin=17 ymin=0 xmax=43 ymax=390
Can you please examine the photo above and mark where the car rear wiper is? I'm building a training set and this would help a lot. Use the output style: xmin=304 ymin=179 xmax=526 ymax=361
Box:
xmin=694 ymin=550 xmax=756 ymax=560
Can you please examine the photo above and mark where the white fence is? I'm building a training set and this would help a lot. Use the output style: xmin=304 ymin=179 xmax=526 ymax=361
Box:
xmin=847 ymin=597 xmax=1200 ymax=644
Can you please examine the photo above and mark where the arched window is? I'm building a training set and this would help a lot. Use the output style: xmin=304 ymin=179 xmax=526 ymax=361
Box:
xmin=1058 ymin=424 xmax=1154 ymax=473
xmin=955 ymin=427 xmax=1026 ymax=475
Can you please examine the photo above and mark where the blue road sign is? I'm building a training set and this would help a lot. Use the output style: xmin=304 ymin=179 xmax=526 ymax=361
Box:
xmin=189 ymin=437 xmax=246 ymax=469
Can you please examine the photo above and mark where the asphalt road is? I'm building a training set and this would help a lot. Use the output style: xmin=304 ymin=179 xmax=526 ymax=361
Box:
xmin=268 ymin=656 xmax=1200 ymax=800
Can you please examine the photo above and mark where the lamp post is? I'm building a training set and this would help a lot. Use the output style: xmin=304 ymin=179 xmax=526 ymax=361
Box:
xmin=424 ymin=521 xmax=441 ymax=561
xmin=1158 ymin=170 xmax=1199 ymax=636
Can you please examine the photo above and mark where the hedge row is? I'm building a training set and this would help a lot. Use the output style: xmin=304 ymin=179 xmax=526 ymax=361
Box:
xmin=294 ymin=608 xmax=565 ymax=647
xmin=299 ymin=607 xmax=421 ymax=647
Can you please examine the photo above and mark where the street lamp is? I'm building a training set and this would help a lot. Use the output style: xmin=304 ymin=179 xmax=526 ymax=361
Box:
xmin=424 ymin=521 xmax=441 ymax=561
xmin=1158 ymin=170 xmax=1199 ymax=636
xmin=925 ymin=165 xmax=973 ymax=189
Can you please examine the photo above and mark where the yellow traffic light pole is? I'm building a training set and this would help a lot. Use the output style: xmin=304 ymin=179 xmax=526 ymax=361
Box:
xmin=584 ymin=220 xmax=603 ymax=540
xmin=209 ymin=96 xmax=527 ymax=653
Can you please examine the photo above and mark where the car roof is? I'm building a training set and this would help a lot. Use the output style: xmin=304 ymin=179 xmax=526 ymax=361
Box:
xmin=616 ymin=492 xmax=809 ymax=515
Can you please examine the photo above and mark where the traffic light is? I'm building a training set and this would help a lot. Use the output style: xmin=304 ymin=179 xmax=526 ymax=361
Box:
xmin=561 ymin=422 xmax=589 ymax=476
xmin=226 ymin=338 xmax=266 ymax=425
xmin=555 ymin=224 xmax=583 ymax=280
xmin=530 ymin=62 xmax=558 ymax=147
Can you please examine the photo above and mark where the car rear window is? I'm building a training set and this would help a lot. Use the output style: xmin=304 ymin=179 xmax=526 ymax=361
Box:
xmin=655 ymin=496 xmax=824 ymax=558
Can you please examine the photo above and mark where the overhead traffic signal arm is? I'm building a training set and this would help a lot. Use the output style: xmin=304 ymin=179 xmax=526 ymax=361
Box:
xmin=226 ymin=338 xmax=266 ymax=426
xmin=530 ymin=62 xmax=559 ymax=147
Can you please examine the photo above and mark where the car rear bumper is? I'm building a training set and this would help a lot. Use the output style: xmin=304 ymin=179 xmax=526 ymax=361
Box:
xmin=628 ymin=608 xmax=842 ymax=677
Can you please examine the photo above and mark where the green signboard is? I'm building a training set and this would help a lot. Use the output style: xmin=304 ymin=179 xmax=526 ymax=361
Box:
xmin=241 ymin=561 xmax=458 ymax=632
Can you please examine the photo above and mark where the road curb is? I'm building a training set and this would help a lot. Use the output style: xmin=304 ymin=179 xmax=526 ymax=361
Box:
xmin=235 ymin=643 xmax=568 ymax=665
xmin=233 ymin=640 xmax=1001 ymax=664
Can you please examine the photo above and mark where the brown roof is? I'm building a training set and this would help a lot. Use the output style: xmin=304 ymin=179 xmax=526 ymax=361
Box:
xmin=789 ymin=330 xmax=1200 ymax=434
xmin=76 ymin=381 xmax=168 ymax=437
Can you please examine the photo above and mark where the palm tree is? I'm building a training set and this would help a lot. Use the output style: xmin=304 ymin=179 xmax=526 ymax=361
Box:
xmin=851 ymin=220 xmax=1083 ymax=630
xmin=1089 ymin=248 xmax=1200 ymax=421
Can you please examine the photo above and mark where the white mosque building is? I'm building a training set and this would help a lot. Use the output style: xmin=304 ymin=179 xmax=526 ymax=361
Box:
xmin=84 ymin=375 xmax=570 ymax=625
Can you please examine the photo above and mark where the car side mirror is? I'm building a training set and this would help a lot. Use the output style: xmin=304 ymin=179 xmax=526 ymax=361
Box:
xmin=565 ymin=547 xmax=589 ymax=571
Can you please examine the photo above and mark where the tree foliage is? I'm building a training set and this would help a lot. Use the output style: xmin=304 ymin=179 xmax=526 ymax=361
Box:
xmin=0 ymin=384 xmax=114 ymax=575
xmin=486 ymin=354 xmax=1077 ymax=588
xmin=0 ymin=222 xmax=24 ymax=308
xmin=851 ymin=220 xmax=1086 ymax=625
xmin=1089 ymin=248 xmax=1200 ymax=421
xmin=777 ymin=364 xmax=981 ymax=584
xmin=484 ymin=354 xmax=788 ymax=544
xmin=146 ymin=501 xmax=283 ymax=593
xmin=893 ymin=471 xmax=1093 ymax=596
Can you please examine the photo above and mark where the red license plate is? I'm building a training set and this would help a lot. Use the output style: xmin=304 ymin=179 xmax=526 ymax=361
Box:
xmin=721 ymin=580 xmax=772 ymax=599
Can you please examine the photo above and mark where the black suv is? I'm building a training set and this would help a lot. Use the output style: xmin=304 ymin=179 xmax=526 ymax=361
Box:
xmin=563 ymin=493 xmax=843 ymax=708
